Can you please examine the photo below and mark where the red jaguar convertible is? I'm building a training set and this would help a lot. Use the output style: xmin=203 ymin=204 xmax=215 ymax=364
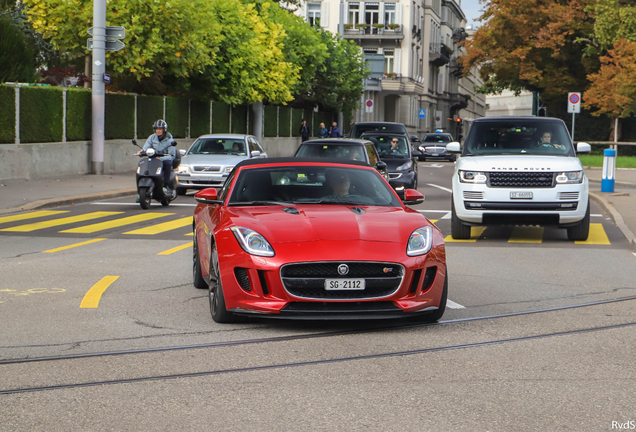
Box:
xmin=192 ymin=158 xmax=447 ymax=323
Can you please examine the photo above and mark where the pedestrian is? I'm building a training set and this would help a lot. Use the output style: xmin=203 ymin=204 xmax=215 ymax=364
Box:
xmin=299 ymin=119 xmax=311 ymax=142
xmin=318 ymin=122 xmax=328 ymax=138
xmin=328 ymin=121 xmax=341 ymax=138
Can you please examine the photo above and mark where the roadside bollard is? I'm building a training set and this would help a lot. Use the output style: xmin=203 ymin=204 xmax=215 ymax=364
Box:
xmin=601 ymin=148 xmax=616 ymax=193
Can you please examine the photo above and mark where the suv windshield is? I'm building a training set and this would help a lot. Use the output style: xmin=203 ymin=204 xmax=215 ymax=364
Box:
xmin=189 ymin=138 xmax=247 ymax=156
xmin=229 ymin=166 xmax=401 ymax=207
xmin=296 ymin=144 xmax=366 ymax=162
xmin=352 ymin=123 xmax=407 ymax=138
xmin=464 ymin=120 xmax=573 ymax=156
xmin=361 ymin=134 xmax=410 ymax=158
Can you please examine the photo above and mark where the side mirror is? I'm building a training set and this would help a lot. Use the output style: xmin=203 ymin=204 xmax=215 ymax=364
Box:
xmin=251 ymin=150 xmax=261 ymax=158
xmin=375 ymin=161 xmax=388 ymax=171
xmin=576 ymin=142 xmax=591 ymax=154
xmin=194 ymin=188 xmax=222 ymax=205
xmin=446 ymin=142 xmax=461 ymax=153
xmin=171 ymin=140 xmax=178 ymax=147
xmin=179 ymin=149 xmax=187 ymax=156
xmin=403 ymin=189 xmax=425 ymax=205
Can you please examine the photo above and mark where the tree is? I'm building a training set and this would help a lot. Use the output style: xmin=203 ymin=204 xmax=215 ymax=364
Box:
xmin=0 ymin=15 xmax=37 ymax=82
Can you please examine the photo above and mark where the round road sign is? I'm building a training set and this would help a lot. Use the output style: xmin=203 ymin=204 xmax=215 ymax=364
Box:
xmin=569 ymin=94 xmax=580 ymax=104
xmin=366 ymin=100 xmax=373 ymax=108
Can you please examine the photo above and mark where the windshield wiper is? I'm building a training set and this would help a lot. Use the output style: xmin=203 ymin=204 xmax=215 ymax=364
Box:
xmin=228 ymin=201 xmax=292 ymax=206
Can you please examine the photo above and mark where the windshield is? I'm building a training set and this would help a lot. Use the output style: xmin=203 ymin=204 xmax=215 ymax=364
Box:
xmin=296 ymin=144 xmax=366 ymax=162
xmin=352 ymin=124 xmax=407 ymax=138
xmin=362 ymin=134 xmax=410 ymax=158
xmin=188 ymin=138 xmax=247 ymax=156
xmin=229 ymin=166 xmax=401 ymax=207
xmin=423 ymin=134 xmax=452 ymax=143
xmin=464 ymin=120 xmax=573 ymax=156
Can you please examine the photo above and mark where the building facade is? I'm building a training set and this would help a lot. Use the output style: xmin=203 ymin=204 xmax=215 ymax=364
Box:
xmin=296 ymin=0 xmax=485 ymax=139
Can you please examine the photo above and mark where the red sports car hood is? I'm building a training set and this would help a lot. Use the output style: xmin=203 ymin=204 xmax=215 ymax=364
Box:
xmin=225 ymin=205 xmax=428 ymax=244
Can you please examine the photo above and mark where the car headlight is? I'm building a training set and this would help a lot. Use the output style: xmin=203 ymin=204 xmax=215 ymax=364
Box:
xmin=396 ymin=160 xmax=413 ymax=171
xmin=556 ymin=171 xmax=583 ymax=184
xmin=459 ymin=170 xmax=487 ymax=183
xmin=230 ymin=226 xmax=275 ymax=257
xmin=419 ymin=146 xmax=425 ymax=151
xmin=177 ymin=165 xmax=191 ymax=174
xmin=146 ymin=148 xmax=156 ymax=157
xmin=223 ymin=166 xmax=234 ymax=174
xmin=407 ymin=226 xmax=433 ymax=256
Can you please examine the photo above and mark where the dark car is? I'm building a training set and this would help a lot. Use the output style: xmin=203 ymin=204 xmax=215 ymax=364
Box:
xmin=418 ymin=133 xmax=456 ymax=162
xmin=294 ymin=138 xmax=388 ymax=180
xmin=349 ymin=122 xmax=409 ymax=139
xmin=360 ymin=132 xmax=419 ymax=195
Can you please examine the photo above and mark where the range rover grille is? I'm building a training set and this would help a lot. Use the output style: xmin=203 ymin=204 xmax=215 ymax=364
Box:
xmin=487 ymin=172 xmax=555 ymax=188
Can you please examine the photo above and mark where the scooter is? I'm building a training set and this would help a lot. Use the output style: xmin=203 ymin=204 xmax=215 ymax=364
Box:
xmin=132 ymin=139 xmax=179 ymax=209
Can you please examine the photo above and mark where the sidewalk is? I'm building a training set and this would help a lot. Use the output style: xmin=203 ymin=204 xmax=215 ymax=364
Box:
xmin=1 ymin=168 xmax=635 ymax=250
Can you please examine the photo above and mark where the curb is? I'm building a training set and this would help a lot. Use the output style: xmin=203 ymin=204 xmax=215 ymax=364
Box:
xmin=589 ymin=191 xmax=636 ymax=251
xmin=0 ymin=188 xmax=137 ymax=216
xmin=588 ymin=179 xmax=636 ymax=188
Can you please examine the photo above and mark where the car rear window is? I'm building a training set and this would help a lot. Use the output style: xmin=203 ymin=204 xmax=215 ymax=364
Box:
xmin=352 ymin=124 xmax=407 ymax=138
xmin=295 ymin=144 xmax=366 ymax=162
xmin=423 ymin=135 xmax=452 ymax=143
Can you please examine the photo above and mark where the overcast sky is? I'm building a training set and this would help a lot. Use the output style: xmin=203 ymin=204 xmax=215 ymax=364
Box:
xmin=461 ymin=0 xmax=484 ymax=28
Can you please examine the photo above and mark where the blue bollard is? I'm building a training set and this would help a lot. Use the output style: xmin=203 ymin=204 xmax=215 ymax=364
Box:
xmin=601 ymin=148 xmax=616 ymax=192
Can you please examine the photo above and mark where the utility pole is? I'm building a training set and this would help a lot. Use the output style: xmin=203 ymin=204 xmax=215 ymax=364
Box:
xmin=91 ymin=0 xmax=106 ymax=175
xmin=338 ymin=0 xmax=344 ymax=130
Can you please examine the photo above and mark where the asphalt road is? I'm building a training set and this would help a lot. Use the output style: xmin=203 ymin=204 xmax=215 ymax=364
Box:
xmin=1 ymin=161 xmax=635 ymax=431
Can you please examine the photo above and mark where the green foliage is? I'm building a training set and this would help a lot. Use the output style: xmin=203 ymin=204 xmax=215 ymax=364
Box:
xmin=278 ymin=107 xmax=291 ymax=137
xmin=137 ymin=95 xmax=164 ymax=138
xmin=105 ymin=93 xmax=135 ymax=140
xmin=231 ymin=105 xmax=248 ymax=134
xmin=212 ymin=101 xmax=230 ymax=133
xmin=66 ymin=88 xmax=91 ymax=141
xmin=263 ymin=105 xmax=278 ymax=137
xmin=19 ymin=86 xmax=63 ymax=143
xmin=0 ymin=85 xmax=16 ymax=143
xmin=190 ymin=100 xmax=211 ymax=137
xmin=590 ymin=0 xmax=636 ymax=50
xmin=0 ymin=15 xmax=37 ymax=82
xmin=166 ymin=97 xmax=190 ymax=138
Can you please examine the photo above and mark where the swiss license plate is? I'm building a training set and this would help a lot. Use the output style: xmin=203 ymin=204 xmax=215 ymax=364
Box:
xmin=510 ymin=192 xmax=533 ymax=199
xmin=324 ymin=278 xmax=365 ymax=290
xmin=432 ymin=153 xmax=439 ymax=157
xmin=195 ymin=176 xmax=215 ymax=181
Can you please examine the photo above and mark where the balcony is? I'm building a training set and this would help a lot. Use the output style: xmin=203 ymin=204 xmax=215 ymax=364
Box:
xmin=429 ymin=43 xmax=450 ymax=66
xmin=448 ymin=56 xmax=463 ymax=76
xmin=343 ymin=24 xmax=405 ymax=41
xmin=381 ymin=75 xmax=425 ymax=95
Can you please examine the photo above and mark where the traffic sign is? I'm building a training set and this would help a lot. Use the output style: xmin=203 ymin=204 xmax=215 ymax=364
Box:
xmin=366 ymin=100 xmax=373 ymax=107
xmin=365 ymin=99 xmax=373 ymax=113
xmin=103 ymin=73 xmax=111 ymax=83
xmin=568 ymin=92 xmax=581 ymax=114
xmin=88 ymin=26 xmax=126 ymax=39
xmin=87 ymin=38 xmax=126 ymax=52
xmin=418 ymin=109 xmax=426 ymax=119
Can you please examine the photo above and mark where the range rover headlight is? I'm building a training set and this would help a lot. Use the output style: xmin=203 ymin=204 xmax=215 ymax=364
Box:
xmin=230 ymin=226 xmax=275 ymax=257
xmin=407 ymin=226 xmax=433 ymax=256
xmin=459 ymin=170 xmax=487 ymax=183
xmin=556 ymin=171 xmax=583 ymax=184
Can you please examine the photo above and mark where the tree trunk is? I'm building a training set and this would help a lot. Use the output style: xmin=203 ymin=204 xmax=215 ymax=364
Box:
xmin=84 ymin=54 xmax=92 ymax=89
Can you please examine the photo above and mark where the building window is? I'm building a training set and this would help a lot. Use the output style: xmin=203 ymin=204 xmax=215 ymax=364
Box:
xmin=348 ymin=3 xmax=359 ymax=26
xmin=385 ymin=3 xmax=395 ymax=26
xmin=307 ymin=3 xmax=321 ymax=27
xmin=384 ymin=50 xmax=394 ymax=74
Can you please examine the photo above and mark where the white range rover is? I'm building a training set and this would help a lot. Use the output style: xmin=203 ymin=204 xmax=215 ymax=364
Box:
xmin=446 ymin=117 xmax=592 ymax=241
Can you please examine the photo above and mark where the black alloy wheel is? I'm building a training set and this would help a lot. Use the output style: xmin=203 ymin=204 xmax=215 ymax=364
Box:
xmin=193 ymin=230 xmax=208 ymax=289
xmin=209 ymin=244 xmax=236 ymax=323
xmin=139 ymin=188 xmax=151 ymax=209
xmin=419 ymin=268 xmax=448 ymax=323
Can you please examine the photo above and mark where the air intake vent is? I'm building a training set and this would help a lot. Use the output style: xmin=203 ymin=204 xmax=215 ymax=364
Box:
xmin=421 ymin=266 xmax=437 ymax=292
xmin=409 ymin=269 xmax=422 ymax=294
xmin=234 ymin=268 xmax=251 ymax=292
xmin=257 ymin=270 xmax=269 ymax=296
xmin=559 ymin=192 xmax=579 ymax=200
xmin=463 ymin=191 xmax=484 ymax=200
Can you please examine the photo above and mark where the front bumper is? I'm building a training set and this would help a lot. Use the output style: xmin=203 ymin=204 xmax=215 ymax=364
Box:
xmin=388 ymin=171 xmax=416 ymax=191
xmin=176 ymin=172 xmax=229 ymax=189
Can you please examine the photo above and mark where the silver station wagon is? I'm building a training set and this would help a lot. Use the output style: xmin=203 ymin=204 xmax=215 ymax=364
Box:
xmin=176 ymin=134 xmax=268 ymax=195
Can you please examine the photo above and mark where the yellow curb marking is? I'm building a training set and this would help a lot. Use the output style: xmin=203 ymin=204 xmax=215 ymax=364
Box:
xmin=43 ymin=238 xmax=106 ymax=253
xmin=575 ymin=223 xmax=611 ymax=245
xmin=0 ymin=210 xmax=69 ymax=225
xmin=80 ymin=276 xmax=119 ymax=308
xmin=124 ymin=216 xmax=193 ymax=235
xmin=60 ymin=213 xmax=173 ymax=233
xmin=1 ymin=212 xmax=122 ymax=232
xmin=445 ymin=226 xmax=487 ymax=242
xmin=158 ymin=242 xmax=193 ymax=256
xmin=508 ymin=226 xmax=544 ymax=243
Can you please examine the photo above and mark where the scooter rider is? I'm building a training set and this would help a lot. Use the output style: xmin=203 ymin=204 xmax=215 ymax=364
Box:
xmin=137 ymin=119 xmax=176 ymax=197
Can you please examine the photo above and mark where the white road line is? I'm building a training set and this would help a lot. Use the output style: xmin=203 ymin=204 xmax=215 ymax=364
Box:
xmin=426 ymin=183 xmax=452 ymax=193
xmin=447 ymin=300 xmax=466 ymax=309
xmin=440 ymin=212 xmax=452 ymax=220
xmin=92 ymin=202 xmax=197 ymax=207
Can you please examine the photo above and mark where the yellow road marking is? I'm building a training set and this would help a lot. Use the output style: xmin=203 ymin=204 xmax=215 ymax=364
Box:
xmin=60 ymin=213 xmax=173 ymax=233
xmin=80 ymin=276 xmax=119 ymax=308
xmin=43 ymin=238 xmax=106 ymax=253
xmin=184 ymin=232 xmax=193 ymax=236
xmin=508 ymin=226 xmax=544 ymax=243
xmin=0 ymin=210 xmax=69 ymax=225
xmin=1 ymin=212 xmax=122 ymax=232
xmin=124 ymin=216 xmax=193 ymax=235
xmin=575 ymin=223 xmax=611 ymax=245
xmin=429 ymin=219 xmax=438 ymax=224
xmin=445 ymin=226 xmax=487 ymax=243
xmin=158 ymin=241 xmax=193 ymax=256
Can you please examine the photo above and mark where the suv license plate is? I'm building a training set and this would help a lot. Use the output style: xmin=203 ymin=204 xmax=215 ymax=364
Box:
xmin=510 ymin=192 xmax=533 ymax=199
xmin=324 ymin=279 xmax=365 ymax=290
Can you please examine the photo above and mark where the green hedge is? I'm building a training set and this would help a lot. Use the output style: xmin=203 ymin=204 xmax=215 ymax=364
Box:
xmin=137 ymin=95 xmax=163 ymax=138
xmin=278 ymin=107 xmax=291 ymax=137
xmin=231 ymin=105 xmax=248 ymax=134
xmin=212 ymin=101 xmax=230 ymax=133
xmin=166 ymin=97 xmax=189 ymax=138
xmin=264 ymin=105 xmax=278 ymax=137
xmin=20 ymin=86 xmax=63 ymax=143
xmin=0 ymin=85 xmax=15 ymax=143
xmin=66 ymin=88 xmax=91 ymax=141
xmin=105 ymin=93 xmax=134 ymax=140
xmin=190 ymin=100 xmax=210 ymax=137
xmin=291 ymin=108 xmax=305 ymax=137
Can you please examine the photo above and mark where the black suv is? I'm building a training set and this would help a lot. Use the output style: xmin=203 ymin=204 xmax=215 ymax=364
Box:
xmin=360 ymin=132 xmax=419 ymax=195
xmin=417 ymin=133 xmax=456 ymax=162
xmin=294 ymin=139 xmax=388 ymax=180
xmin=349 ymin=122 xmax=408 ymax=139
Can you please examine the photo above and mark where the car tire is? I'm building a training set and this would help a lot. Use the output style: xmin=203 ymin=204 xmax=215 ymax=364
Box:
xmin=451 ymin=198 xmax=471 ymax=240
xmin=209 ymin=244 xmax=236 ymax=323
xmin=176 ymin=188 xmax=187 ymax=196
xmin=419 ymin=268 xmax=448 ymax=323
xmin=139 ymin=188 xmax=151 ymax=209
xmin=193 ymin=231 xmax=208 ymax=289
xmin=567 ymin=201 xmax=590 ymax=241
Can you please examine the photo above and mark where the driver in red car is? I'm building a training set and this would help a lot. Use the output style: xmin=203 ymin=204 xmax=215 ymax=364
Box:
xmin=326 ymin=170 xmax=352 ymax=198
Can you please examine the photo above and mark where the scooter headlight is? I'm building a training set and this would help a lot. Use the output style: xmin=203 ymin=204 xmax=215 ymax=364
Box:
xmin=146 ymin=148 xmax=156 ymax=157
xmin=156 ymin=167 xmax=162 ymax=175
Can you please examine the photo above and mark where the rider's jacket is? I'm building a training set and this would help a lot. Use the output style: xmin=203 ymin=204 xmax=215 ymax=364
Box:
xmin=143 ymin=132 xmax=175 ymax=162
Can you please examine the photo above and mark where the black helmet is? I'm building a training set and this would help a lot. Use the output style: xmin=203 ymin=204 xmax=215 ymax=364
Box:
xmin=153 ymin=119 xmax=168 ymax=131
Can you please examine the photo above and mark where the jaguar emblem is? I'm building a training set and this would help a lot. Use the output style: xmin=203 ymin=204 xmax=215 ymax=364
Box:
xmin=337 ymin=264 xmax=349 ymax=276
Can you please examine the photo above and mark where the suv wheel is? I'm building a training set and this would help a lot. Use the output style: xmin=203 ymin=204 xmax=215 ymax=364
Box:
xmin=567 ymin=202 xmax=590 ymax=241
xmin=451 ymin=197 xmax=471 ymax=240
